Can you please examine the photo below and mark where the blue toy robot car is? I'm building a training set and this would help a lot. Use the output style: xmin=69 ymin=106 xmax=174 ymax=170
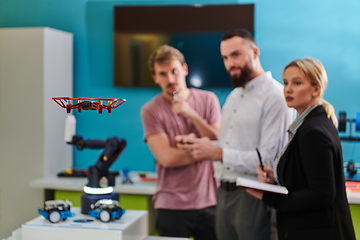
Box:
xmin=38 ymin=200 xmax=74 ymax=223
xmin=88 ymin=199 xmax=125 ymax=222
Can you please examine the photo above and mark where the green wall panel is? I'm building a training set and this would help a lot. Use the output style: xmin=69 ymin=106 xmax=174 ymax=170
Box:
xmin=350 ymin=204 xmax=360 ymax=239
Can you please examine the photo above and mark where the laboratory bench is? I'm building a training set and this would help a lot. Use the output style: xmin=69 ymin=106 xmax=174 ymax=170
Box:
xmin=29 ymin=171 xmax=157 ymax=234
xmin=29 ymin=172 xmax=360 ymax=239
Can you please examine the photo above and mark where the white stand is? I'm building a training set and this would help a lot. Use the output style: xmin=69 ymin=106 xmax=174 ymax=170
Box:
xmin=21 ymin=208 xmax=148 ymax=240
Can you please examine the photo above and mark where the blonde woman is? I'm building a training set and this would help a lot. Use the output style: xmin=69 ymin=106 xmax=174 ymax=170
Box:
xmin=247 ymin=57 xmax=356 ymax=240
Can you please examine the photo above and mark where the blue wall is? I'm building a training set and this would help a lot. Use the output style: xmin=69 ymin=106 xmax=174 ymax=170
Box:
xmin=1 ymin=0 xmax=360 ymax=171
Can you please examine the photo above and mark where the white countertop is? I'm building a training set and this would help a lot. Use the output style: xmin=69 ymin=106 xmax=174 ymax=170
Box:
xmin=29 ymin=173 xmax=360 ymax=204
xmin=30 ymin=172 xmax=156 ymax=195
xmin=21 ymin=207 xmax=148 ymax=240
xmin=23 ymin=207 xmax=147 ymax=230
xmin=347 ymin=190 xmax=360 ymax=204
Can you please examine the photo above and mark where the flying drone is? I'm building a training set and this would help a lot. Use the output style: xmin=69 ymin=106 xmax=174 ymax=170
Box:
xmin=52 ymin=97 xmax=126 ymax=113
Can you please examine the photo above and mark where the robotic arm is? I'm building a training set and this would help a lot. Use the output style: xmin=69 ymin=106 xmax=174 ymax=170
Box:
xmin=68 ymin=136 xmax=126 ymax=188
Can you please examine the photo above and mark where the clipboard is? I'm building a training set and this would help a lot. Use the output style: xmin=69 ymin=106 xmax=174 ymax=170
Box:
xmin=236 ymin=176 xmax=288 ymax=194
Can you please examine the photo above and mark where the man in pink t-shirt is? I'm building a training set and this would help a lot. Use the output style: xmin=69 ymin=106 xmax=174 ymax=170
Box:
xmin=140 ymin=45 xmax=221 ymax=240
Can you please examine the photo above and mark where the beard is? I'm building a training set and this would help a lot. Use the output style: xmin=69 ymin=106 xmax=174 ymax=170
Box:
xmin=228 ymin=62 xmax=253 ymax=88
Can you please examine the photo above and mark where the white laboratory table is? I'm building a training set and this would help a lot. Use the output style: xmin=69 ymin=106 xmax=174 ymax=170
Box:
xmin=9 ymin=208 xmax=189 ymax=240
xmin=347 ymin=190 xmax=360 ymax=204
xmin=9 ymin=237 xmax=189 ymax=240
xmin=29 ymin=174 xmax=360 ymax=238
xmin=21 ymin=207 xmax=148 ymax=240
xmin=30 ymin=173 xmax=157 ymax=195
xmin=29 ymin=172 xmax=157 ymax=234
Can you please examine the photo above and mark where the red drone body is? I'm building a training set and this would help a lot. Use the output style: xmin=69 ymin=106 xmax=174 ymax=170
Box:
xmin=52 ymin=97 xmax=126 ymax=113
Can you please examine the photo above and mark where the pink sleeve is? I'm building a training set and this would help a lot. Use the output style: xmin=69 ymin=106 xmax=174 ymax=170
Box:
xmin=140 ymin=104 xmax=165 ymax=142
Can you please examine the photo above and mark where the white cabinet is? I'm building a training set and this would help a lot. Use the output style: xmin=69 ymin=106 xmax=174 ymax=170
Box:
xmin=0 ymin=27 xmax=73 ymax=237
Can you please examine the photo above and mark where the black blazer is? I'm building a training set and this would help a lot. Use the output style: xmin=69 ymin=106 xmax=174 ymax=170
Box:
xmin=263 ymin=105 xmax=355 ymax=240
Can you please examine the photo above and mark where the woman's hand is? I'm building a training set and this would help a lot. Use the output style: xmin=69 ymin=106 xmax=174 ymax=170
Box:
xmin=246 ymin=188 xmax=264 ymax=200
xmin=246 ymin=164 xmax=276 ymax=200
xmin=256 ymin=163 xmax=275 ymax=184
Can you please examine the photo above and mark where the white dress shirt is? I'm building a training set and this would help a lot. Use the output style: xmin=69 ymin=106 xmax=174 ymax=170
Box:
xmin=214 ymin=72 xmax=296 ymax=182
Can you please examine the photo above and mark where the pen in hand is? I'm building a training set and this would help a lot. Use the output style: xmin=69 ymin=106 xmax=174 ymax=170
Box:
xmin=256 ymin=148 xmax=269 ymax=181
xmin=256 ymin=148 xmax=265 ymax=172
xmin=173 ymin=91 xmax=178 ymax=100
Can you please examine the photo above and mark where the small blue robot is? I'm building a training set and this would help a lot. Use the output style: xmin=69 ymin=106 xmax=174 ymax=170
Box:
xmin=88 ymin=199 xmax=125 ymax=222
xmin=38 ymin=200 xmax=74 ymax=223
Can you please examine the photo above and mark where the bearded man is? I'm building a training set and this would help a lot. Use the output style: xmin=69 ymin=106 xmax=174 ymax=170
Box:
xmin=175 ymin=29 xmax=296 ymax=240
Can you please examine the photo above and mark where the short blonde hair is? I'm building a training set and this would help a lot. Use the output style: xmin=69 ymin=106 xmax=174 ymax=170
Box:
xmin=284 ymin=57 xmax=338 ymax=127
xmin=148 ymin=45 xmax=185 ymax=75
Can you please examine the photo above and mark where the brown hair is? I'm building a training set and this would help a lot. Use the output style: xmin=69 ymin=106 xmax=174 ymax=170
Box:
xmin=148 ymin=45 xmax=185 ymax=75
xmin=284 ymin=57 xmax=338 ymax=127
xmin=221 ymin=29 xmax=257 ymax=49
